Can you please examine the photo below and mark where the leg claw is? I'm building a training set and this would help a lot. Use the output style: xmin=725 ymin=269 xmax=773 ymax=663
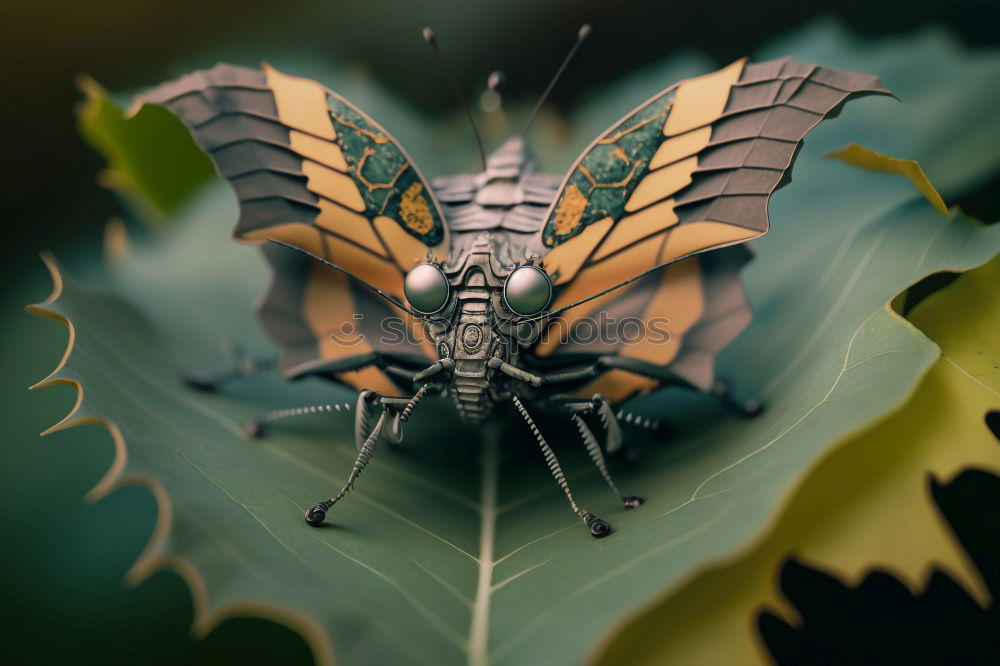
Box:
xmin=244 ymin=420 xmax=264 ymax=438
xmin=182 ymin=373 xmax=218 ymax=392
xmin=585 ymin=514 xmax=611 ymax=538
xmin=623 ymin=496 xmax=644 ymax=509
xmin=304 ymin=505 xmax=327 ymax=526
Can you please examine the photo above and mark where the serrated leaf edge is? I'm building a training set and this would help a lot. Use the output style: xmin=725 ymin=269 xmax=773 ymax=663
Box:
xmin=26 ymin=252 xmax=335 ymax=666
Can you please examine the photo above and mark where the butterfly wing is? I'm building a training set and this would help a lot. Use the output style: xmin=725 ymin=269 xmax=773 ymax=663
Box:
xmin=135 ymin=63 xmax=445 ymax=392
xmin=535 ymin=58 xmax=891 ymax=401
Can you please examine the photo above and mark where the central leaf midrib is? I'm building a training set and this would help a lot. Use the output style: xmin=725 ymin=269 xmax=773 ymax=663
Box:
xmin=468 ymin=426 xmax=499 ymax=666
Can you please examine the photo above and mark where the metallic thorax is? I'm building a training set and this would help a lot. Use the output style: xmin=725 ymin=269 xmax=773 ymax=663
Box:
xmin=421 ymin=136 xmax=560 ymax=422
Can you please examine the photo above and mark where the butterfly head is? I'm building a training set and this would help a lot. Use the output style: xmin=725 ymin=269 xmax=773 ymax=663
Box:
xmin=387 ymin=24 xmax=590 ymax=373
xmin=402 ymin=235 xmax=552 ymax=368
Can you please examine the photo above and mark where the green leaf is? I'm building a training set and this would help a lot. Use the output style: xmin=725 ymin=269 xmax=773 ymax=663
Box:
xmin=29 ymin=185 xmax=1000 ymax=665
xmin=76 ymin=75 xmax=216 ymax=221
xmin=589 ymin=256 xmax=1000 ymax=666
xmin=42 ymin=20 xmax=1000 ymax=666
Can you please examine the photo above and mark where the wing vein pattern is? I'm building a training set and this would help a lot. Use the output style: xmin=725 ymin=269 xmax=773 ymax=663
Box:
xmin=536 ymin=57 xmax=889 ymax=401
xmin=135 ymin=63 xmax=451 ymax=391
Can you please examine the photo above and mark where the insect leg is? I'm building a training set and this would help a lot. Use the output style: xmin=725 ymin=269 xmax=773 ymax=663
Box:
xmin=413 ymin=358 xmax=455 ymax=382
xmin=244 ymin=401 xmax=353 ymax=438
xmin=512 ymin=395 xmax=610 ymax=538
xmin=614 ymin=408 xmax=675 ymax=460
xmin=550 ymin=393 xmax=654 ymax=461
xmin=356 ymin=385 xmax=435 ymax=448
xmin=550 ymin=356 xmax=764 ymax=419
xmin=355 ymin=390 xmax=380 ymax=449
xmin=592 ymin=394 xmax=624 ymax=454
xmin=184 ymin=349 xmax=385 ymax=393
xmin=385 ymin=383 xmax=433 ymax=444
xmin=712 ymin=378 xmax=764 ymax=418
xmin=538 ymin=363 xmax=600 ymax=385
xmin=304 ymin=409 xmax=387 ymax=526
xmin=399 ymin=383 xmax=431 ymax=422
xmin=569 ymin=411 xmax=643 ymax=509
xmin=182 ymin=342 xmax=276 ymax=392
xmin=356 ymin=390 xmax=403 ymax=447
xmin=487 ymin=358 xmax=542 ymax=387
xmin=599 ymin=357 xmax=763 ymax=417
xmin=616 ymin=409 xmax=663 ymax=432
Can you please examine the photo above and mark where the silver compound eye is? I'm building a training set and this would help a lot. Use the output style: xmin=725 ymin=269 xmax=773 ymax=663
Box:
xmin=404 ymin=263 xmax=450 ymax=314
xmin=503 ymin=265 xmax=552 ymax=316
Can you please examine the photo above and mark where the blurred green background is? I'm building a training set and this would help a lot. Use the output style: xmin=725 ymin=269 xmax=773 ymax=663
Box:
xmin=4 ymin=0 xmax=1000 ymax=276
xmin=2 ymin=1 xmax=998 ymax=664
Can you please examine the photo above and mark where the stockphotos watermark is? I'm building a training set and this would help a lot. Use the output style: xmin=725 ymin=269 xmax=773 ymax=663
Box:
xmin=328 ymin=313 xmax=673 ymax=347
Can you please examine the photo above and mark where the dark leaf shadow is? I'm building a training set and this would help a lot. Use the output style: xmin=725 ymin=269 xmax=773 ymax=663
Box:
xmin=758 ymin=410 xmax=1000 ymax=664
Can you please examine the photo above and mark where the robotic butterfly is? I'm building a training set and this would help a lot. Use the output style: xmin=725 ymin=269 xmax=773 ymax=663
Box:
xmin=136 ymin=26 xmax=889 ymax=537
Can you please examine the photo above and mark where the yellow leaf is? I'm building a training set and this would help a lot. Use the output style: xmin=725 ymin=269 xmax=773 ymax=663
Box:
xmin=826 ymin=142 xmax=949 ymax=216
xmin=590 ymin=257 xmax=1000 ymax=666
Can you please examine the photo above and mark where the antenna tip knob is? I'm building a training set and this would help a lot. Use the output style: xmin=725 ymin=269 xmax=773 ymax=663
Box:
xmin=487 ymin=70 xmax=505 ymax=91
xmin=422 ymin=27 xmax=436 ymax=43
xmin=578 ymin=24 xmax=592 ymax=40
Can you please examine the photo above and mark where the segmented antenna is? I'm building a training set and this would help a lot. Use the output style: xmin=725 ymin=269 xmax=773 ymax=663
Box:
xmin=423 ymin=27 xmax=487 ymax=169
xmin=520 ymin=23 xmax=592 ymax=135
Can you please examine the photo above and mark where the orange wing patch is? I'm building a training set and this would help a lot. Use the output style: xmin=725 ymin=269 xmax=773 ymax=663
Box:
xmin=537 ymin=233 xmax=665 ymax=356
xmin=574 ymin=258 xmax=705 ymax=401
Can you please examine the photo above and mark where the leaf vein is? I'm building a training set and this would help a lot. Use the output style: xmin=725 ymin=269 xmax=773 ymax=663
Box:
xmin=262 ymin=443 xmax=480 ymax=563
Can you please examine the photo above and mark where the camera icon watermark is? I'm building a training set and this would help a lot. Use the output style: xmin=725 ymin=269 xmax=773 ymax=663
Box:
xmin=329 ymin=314 xmax=366 ymax=347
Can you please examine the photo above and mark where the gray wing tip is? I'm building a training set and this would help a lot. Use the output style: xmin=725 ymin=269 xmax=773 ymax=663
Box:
xmin=128 ymin=63 xmax=264 ymax=117
xmin=875 ymin=77 xmax=901 ymax=103
xmin=745 ymin=56 xmax=894 ymax=99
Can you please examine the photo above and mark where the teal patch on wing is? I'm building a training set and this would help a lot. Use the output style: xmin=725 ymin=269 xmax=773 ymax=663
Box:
xmin=543 ymin=92 xmax=674 ymax=247
xmin=326 ymin=95 xmax=444 ymax=246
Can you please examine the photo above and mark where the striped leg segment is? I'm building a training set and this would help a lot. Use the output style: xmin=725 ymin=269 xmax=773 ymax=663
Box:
xmin=512 ymin=395 xmax=610 ymax=538
xmin=616 ymin=408 xmax=673 ymax=460
xmin=355 ymin=389 xmax=394 ymax=448
xmin=244 ymin=401 xmax=353 ymax=438
xmin=593 ymin=395 xmax=624 ymax=454
xmin=570 ymin=413 xmax=643 ymax=510
xmin=305 ymin=409 xmax=387 ymax=526
xmin=400 ymin=384 xmax=430 ymax=422
xmin=303 ymin=385 xmax=433 ymax=526
xmin=384 ymin=383 xmax=432 ymax=445
xmin=616 ymin=409 xmax=662 ymax=431
xmin=354 ymin=390 xmax=379 ymax=449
